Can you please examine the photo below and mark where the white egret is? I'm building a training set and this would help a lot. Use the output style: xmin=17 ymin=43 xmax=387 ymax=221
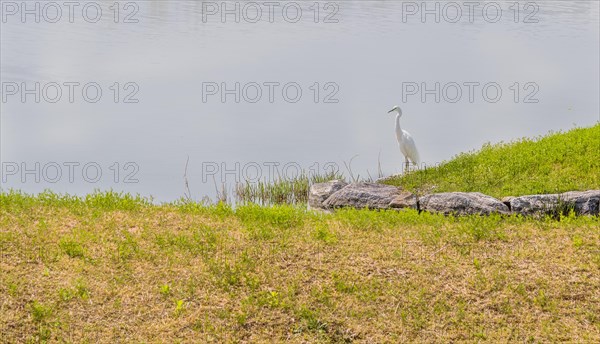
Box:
xmin=387 ymin=106 xmax=420 ymax=171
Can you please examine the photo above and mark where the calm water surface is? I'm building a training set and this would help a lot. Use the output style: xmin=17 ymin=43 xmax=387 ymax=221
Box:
xmin=1 ymin=1 xmax=599 ymax=201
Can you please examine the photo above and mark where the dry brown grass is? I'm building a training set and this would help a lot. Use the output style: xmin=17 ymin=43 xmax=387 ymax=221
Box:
xmin=1 ymin=199 xmax=599 ymax=343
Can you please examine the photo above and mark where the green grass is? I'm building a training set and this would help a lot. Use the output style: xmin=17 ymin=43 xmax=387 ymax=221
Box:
xmin=383 ymin=124 xmax=600 ymax=198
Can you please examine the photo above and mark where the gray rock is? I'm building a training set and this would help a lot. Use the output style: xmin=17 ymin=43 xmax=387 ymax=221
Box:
xmin=323 ymin=182 xmax=408 ymax=210
xmin=308 ymin=180 xmax=348 ymax=209
xmin=311 ymin=179 xmax=598 ymax=217
xmin=507 ymin=194 xmax=560 ymax=216
xmin=389 ymin=192 xmax=418 ymax=210
xmin=507 ymin=190 xmax=600 ymax=216
xmin=560 ymin=190 xmax=600 ymax=215
xmin=420 ymin=192 xmax=510 ymax=215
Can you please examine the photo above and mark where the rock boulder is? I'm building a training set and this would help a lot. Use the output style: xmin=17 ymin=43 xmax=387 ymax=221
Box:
xmin=560 ymin=190 xmax=600 ymax=215
xmin=506 ymin=190 xmax=600 ymax=216
xmin=322 ymin=182 xmax=416 ymax=210
xmin=308 ymin=180 xmax=348 ymax=210
xmin=420 ymin=192 xmax=510 ymax=215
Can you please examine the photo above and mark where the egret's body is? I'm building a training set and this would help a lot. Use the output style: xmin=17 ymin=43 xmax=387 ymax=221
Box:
xmin=388 ymin=106 xmax=419 ymax=171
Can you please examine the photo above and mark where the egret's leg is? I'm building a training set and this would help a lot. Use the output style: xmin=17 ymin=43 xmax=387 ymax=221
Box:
xmin=404 ymin=157 xmax=409 ymax=173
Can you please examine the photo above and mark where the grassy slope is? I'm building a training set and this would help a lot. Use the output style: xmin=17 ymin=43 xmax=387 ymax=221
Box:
xmin=383 ymin=124 xmax=600 ymax=198
xmin=1 ymin=191 xmax=599 ymax=342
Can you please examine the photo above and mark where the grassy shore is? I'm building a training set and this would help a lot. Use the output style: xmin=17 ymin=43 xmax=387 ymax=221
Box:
xmin=1 ymin=125 xmax=599 ymax=342
xmin=384 ymin=124 xmax=600 ymax=198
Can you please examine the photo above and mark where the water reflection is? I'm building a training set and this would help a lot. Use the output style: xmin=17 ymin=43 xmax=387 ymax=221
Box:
xmin=1 ymin=1 xmax=598 ymax=202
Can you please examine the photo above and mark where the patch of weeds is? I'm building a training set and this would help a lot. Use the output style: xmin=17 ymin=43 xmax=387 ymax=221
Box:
xmin=417 ymin=224 xmax=444 ymax=246
xmin=29 ymin=324 xmax=53 ymax=343
xmin=58 ymin=288 xmax=75 ymax=302
xmin=174 ymin=200 xmax=234 ymax=219
xmin=512 ymin=283 xmax=528 ymax=298
xmin=310 ymin=286 xmax=333 ymax=306
xmin=30 ymin=301 xmax=53 ymax=322
xmin=398 ymin=287 xmax=429 ymax=331
xmin=174 ymin=299 xmax=185 ymax=316
xmin=192 ymin=314 xmax=220 ymax=335
xmin=208 ymin=260 xmax=243 ymax=290
xmin=572 ymin=235 xmax=584 ymax=248
xmin=497 ymin=298 xmax=513 ymax=316
xmin=235 ymin=311 xmax=249 ymax=327
xmin=238 ymin=249 xmax=256 ymax=270
xmin=78 ymin=279 xmax=91 ymax=299
xmin=113 ymin=297 xmax=123 ymax=310
xmin=234 ymin=170 xmax=344 ymax=205
xmin=246 ymin=225 xmax=275 ymax=241
xmin=312 ymin=222 xmax=337 ymax=245
xmin=356 ymin=280 xmax=383 ymax=302
xmin=216 ymin=308 xmax=231 ymax=320
xmin=116 ymin=234 xmax=139 ymax=262
xmin=489 ymin=271 xmax=509 ymax=293
xmin=210 ymin=201 xmax=235 ymax=219
xmin=584 ymin=309 xmax=599 ymax=328
xmin=472 ymin=330 xmax=487 ymax=340
xmin=334 ymin=208 xmax=427 ymax=232
xmin=295 ymin=306 xmax=329 ymax=333
xmin=455 ymin=215 xmax=507 ymax=242
xmin=334 ymin=209 xmax=386 ymax=232
xmin=332 ymin=272 xmax=357 ymax=294
xmin=160 ymin=284 xmax=171 ymax=297
xmin=256 ymin=290 xmax=283 ymax=309
xmin=6 ymin=278 xmax=20 ymax=297
xmin=59 ymin=237 xmax=85 ymax=259
xmin=533 ymin=289 xmax=554 ymax=312
xmin=84 ymin=190 xmax=151 ymax=211
xmin=432 ymin=298 xmax=451 ymax=315
xmin=236 ymin=204 xmax=304 ymax=230
xmin=473 ymin=257 xmax=482 ymax=270
xmin=243 ymin=272 xmax=261 ymax=291
xmin=58 ymin=279 xmax=90 ymax=302
xmin=454 ymin=299 xmax=467 ymax=324
xmin=154 ymin=225 xmax=220 ymax=256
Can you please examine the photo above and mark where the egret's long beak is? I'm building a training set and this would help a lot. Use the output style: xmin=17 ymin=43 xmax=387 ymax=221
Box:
xmin=387 ymin=109 xmax=394 ymax=113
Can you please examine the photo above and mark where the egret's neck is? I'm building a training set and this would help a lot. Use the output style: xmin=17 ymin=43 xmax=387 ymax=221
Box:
xmin=395 ymin=113 xmax=402 ymax=136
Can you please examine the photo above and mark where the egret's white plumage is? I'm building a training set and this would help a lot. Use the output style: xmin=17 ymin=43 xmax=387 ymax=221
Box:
xmin=387 ymin=106 xmax=420 ymax=171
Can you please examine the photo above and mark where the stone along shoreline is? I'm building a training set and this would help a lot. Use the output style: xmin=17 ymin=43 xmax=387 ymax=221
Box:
xmin=309 ymin=180 xmax=600 ymax=216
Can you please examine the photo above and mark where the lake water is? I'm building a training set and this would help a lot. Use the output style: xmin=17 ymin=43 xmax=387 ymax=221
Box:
xmin=1 ymin=0 xmax=599 ymax=202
